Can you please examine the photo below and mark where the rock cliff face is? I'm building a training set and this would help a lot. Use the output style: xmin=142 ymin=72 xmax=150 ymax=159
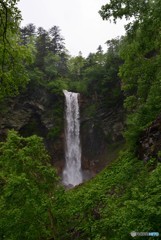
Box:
xmin=138 ymin=114 xmax=161 ymax=163
xmin=80 ymin=95 xmax=125 ymax=178
xmin=0 ymin=88 xmax=53 ymax=135
xmin=0 ymin=86 xmax=125 ymax=180
xmin=0 ymin=84 xmax=65 ymax=174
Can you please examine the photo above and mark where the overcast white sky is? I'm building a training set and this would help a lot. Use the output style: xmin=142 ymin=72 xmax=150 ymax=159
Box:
xmin=18 ymin=0 xmax=126 ymax=57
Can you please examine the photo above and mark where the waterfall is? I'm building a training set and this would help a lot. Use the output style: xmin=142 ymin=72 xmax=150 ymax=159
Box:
xmin=63 ymin=90 xmax=82 ymax=187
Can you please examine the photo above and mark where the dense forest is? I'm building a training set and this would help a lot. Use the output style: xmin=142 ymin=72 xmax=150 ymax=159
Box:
xmin=1 ymin=0 xmax=161 ymax=239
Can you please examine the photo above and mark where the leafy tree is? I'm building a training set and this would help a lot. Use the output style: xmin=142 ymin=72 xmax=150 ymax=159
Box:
xmin=23 ymin=25 xmax=69 ymax=86
xmin=44 ymin=53 xmax=61 ymax=81
xmin=0 ymin=0 xmax=21 ymax=41
xmin=99 ymin=0 xmax=150 ymax=22
xmin=0 ymin=0 xmax=33 ymax=99
xmin=82 ymin=51 xmax=105 ymax=98
xmin=0 ymin=130 xmax=63 ymax=240
xmin=68 ymin=53 xmax=86 ymax=82
xmin=48 ymin=26 xmax=65 ymax=54
xmin=99 ymin=0 xmax=161 ymax=146
xmin=35 ymin=27 xmax=50 ymax=70
xmin=20 ymin=23 xmax=36 ymax=45
xmin=99 ymin=38 xmax=123 ymax=107
xmin=48 ymin=26 xmax=68 ymax=77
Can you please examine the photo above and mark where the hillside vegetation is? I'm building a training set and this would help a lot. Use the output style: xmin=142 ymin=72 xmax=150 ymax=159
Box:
xmin=1 ymin=0 xmax=161 ymax=239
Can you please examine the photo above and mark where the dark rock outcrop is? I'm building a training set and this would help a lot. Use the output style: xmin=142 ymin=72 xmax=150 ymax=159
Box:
xmin=0 ymin=84 xmax=65 ymax=173
xmin=138 ymin=114 xmax=161 ymax=163
xmin=0 ymin=86 xmax=54 ymax=133
xmin=80 ymin=95 xmax=125 ymax=175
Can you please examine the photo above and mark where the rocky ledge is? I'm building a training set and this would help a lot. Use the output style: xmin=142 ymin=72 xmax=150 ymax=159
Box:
xmin=138 ymin=114 xmax=161 ymax=163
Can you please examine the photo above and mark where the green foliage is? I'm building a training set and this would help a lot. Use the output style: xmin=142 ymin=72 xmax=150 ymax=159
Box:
xmin=54 ymin=151 xmax=161 ymax=239
xmin=0 ymin=39 xmax=33 ymax=99
xmin=61 ymin=2 xmax=161 ymax=238
xmin=69 ymin=80 xmax=87 ymax=94
xmin=67 ymin=40 xmax=123 ymax=109
xmin=68 ymin=53 xmax=86 ymax=81
xmin=83 ymin=104 xmax=97 ymax=118
xmin=44 ymin=53 xmax=61 ymax=80
xmin=19 ymin=24 xmax=69 ymax=99
xmin=0 ymin=130 xmax=62 ymax=240
xmin=99 ymin=0 xmax=150 ymax=22
xmin=34 ymin=25 xmax=68 ymax=77
xmin=47 ymin=126 xmax=61 ymax=141
xmin=100 ymin=38 xmax=123 ymax=107
xmin=47 ymin=101 xmax=64 ymax=141
xmin=45 ymin=2 xmax=161 ymax=238
xmin=0 ymin=1 xmax=33 ymax=99
xmin=47 ymin=77 xmax=69 ymax=95
xmin=99 ymin=0 xmax=161 ymax=146
xmin=2 ymin=1 xmax=161 ymax=239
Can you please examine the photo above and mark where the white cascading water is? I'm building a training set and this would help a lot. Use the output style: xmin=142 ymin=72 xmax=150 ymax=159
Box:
xmin=63 ymin=90 xmax=82 ymax=187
